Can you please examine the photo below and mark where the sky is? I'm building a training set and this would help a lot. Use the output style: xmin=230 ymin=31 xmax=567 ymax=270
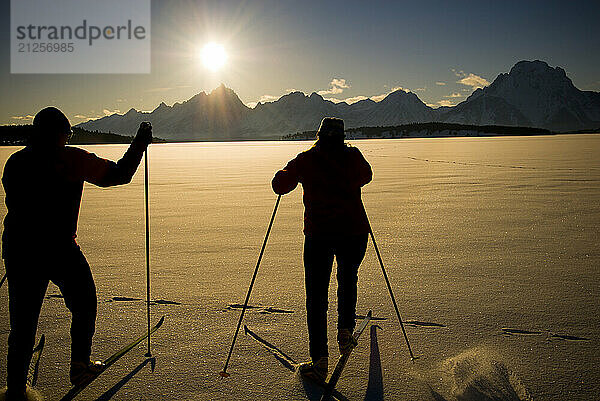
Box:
xmin=1 ymin=0 xmax=599 ymax=126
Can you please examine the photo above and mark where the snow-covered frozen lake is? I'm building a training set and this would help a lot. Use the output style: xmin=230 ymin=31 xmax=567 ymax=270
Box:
xmin=1 ymin=134 xmax=599 ymax=400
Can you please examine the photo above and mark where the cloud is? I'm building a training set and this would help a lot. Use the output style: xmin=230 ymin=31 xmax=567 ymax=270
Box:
xmin=10 ymin=115 xmax=34 ymax=122
xmin=259 ymin=94 xmax=279 ymax=102
xmin=247 ymin=89 xmax=303 ymax=108
xmin=370 ymin=93 xmax=388 ymax=102
xmin=103 ymin=109 xmax=121 ymax=116
xmin=454 ymin=71 xmax=490 ymax=89
xmin=444 ymin=92 xmax=463 ymax=98
xmin=318 ymin=87 xmax=343 ymax=95
xmin=144 ymin=85 xmax=192 ymax=93
xmin=436 ymin=81 xmax=446 ymax=86
xmin=324 ymin=95 xmax=370 ymax=104
xmin=414 ymin=87 xmax=426 ymax=92
xmin=145 ymin=87 xmax=174 ymax=93
xmin=330 ymin=78 xmax=350 ymax=89
xmin=457 ymin=74 xmax=489 ymax=89
xmin=74 ymin=114 xmax=92 ymax=120
xmin=342 ymin=95 xmax=369 ymax=104
xmin=72 ymin=114 xmax=103 ymax=123
xmin=247 ymin=94 xmax=281 ymax=107
xmin=437 ymin=100 xmax=455 ymax=107
xmin=318 ymin=78 xmax=351 ymax=95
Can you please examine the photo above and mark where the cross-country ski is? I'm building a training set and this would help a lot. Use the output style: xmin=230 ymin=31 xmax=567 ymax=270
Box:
xmin=26 ymin=335 xmax=45 ymax=388
xmin=320 ymin=310 xmax=372 ymax=401
xmin=59 ymin=316 xmax=164 ymax=401
xmin=244 ymin=325 xmax=350 ymax=401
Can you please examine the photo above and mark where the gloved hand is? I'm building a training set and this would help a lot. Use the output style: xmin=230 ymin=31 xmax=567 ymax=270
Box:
xmin=136 ymin=122 xmax=153 ymax=145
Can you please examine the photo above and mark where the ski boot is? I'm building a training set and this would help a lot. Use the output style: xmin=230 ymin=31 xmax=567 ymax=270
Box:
xmin=337 ymin=328 xmax=357 ymax=355
xmin=3 ymin=387 xmax=26 ymax=401
xmin=297 ymin=356 xmax=328 ymax=382
xmin=70 ymin=359 xmax=105 ymax=387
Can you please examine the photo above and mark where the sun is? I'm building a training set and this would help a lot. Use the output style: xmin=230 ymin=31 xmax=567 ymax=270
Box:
xmin=200 ymin=43 xmax=227 ymax=71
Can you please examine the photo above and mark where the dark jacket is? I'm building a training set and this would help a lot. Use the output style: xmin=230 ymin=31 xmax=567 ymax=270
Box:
xmin=2 ymin=138 xmax=147 ymax=258
xmin=272 ymin=142 xmax=372 ymax=236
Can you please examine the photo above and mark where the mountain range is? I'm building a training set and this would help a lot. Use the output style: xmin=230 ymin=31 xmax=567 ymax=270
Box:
xmin=78 ymin=60 xmax=600 ymax=140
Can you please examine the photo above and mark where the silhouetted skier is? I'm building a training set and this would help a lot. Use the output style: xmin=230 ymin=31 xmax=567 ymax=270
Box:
xmin=2 ymin=107 xmax=152 ymax=400
xmin=271 ymin=117 xmax=372 ymax=381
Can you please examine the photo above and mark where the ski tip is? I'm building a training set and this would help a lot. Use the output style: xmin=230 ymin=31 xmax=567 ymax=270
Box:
xmin=156 ymin=316 xmax=166 ymax=327
xmin=32 ymin=334 xmax=45 ymax=353
xmin=243 ymin=325 xmax=249 ymax=334
xmin=367 ymin=310 xmax=373 ymax=317
xmin=149 ymin=357 xmax=156 ymax=372
xmin=219 ymin=371 xmax=231 ymax=378
xmin=410 ymin=355 xmax=420 ymax=362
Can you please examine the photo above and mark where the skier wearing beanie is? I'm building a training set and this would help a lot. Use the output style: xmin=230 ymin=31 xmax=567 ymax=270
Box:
xmin=2 ymin=107 xmax=152 ymax=400
xmin=271 ymin=117 xmax=372 ymax=381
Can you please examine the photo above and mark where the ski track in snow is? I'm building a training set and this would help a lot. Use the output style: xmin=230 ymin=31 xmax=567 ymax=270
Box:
xmin=501 ymin=327 xmax=589 ymax=341
xmin=107 ymin=296 xmax=141 ymax=302
xmin=105 ymin=296 xmax=181 ymax=305
xmin=549 ymin=333 xmax=589 ymax=341
xmin=405 ymin=320 xmax=446 ymax=328
xmin=501 ymin=328 xmax=543 ymax=335
xmin=150 ymin=299 xmax=182 ymax=305
xmin=46 ymin=294 xmax=182 ymax=305
xmin=356 ymin=314 xmax=387 ymax=321
xmin=405 ymin=156 xmax=600 ymax=171
xmin=225 ymin=303 xmax=295 ymax=314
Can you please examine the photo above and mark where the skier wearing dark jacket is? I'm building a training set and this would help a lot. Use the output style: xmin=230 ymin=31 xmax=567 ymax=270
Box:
xmin=2 ymin=107 xmax=152 ymax=400
xmin=272 ymin=117 xmax=372 ymax=380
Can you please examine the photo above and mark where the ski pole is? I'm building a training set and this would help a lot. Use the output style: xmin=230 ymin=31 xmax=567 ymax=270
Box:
xmin=220 ymin=194 xmax=282 ymax=377
xmin=367 ymin=220 xmax=417 ymax=361
xmin=0 ymin=273 xmax=6 ymax=289
xmin=144 ymin=148 xmax=152 ymax=358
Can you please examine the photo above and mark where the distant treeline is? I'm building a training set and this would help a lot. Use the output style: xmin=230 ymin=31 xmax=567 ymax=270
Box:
xmin=281 ymin=122 xmax=554 ymax=140
xmin=0 ymin=125 xmax=165 ymax=145
xmin=562 ymin=127 xmax=600 ymax=134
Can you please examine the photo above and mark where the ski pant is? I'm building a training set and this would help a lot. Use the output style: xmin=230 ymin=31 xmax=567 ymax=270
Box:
xmin=5 ymin=243 xmax=97 ymax=393
xmin=303 ymin=233 xmax=368 ymax=361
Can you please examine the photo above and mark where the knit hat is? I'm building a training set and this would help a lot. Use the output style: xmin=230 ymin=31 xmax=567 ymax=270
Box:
xmin=33 ymin=106 xmax=71 ymax=133
xmin=316 ymin=117 xmax=344 ymax=138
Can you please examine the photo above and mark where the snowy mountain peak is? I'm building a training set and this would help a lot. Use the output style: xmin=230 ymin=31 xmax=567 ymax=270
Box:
xmin=186 ymin=91 xmax=207 ymax=103
xmin=443 ymin=60 xmax=599 ymax=130
xmin=154 ymin=102 xmax=169 ymax=112
xmin=275 ymin=91 xmax=310 ymax=106
xmin=210 ymin=83 xmax=234 ymax=96
xmin=381 ymin=89 xmax=420 ymax=104
xmin=510 ymin=60 xmax=565 ymax=77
